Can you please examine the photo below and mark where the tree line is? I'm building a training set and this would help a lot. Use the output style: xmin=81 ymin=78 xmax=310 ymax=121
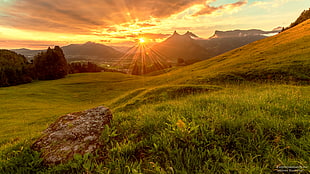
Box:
xmin=0 ymin=46 xmax=102 ymax=87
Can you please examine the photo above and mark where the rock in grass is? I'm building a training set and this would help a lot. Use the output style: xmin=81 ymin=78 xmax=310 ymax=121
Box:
xmin=31 ymin=106 xmax=112 ymax=165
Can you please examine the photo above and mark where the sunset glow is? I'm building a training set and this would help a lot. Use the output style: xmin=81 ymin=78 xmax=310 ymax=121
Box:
xmin=0 ymin=0 xmax=308 ymax=49
xmin=114 ymin=36 xmax=169 ymax=75
xmin=139 ymin=38 xmax=146 ymax=44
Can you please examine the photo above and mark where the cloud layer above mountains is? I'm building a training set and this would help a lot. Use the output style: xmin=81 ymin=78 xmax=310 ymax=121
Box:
xmin=0 ymin=0 xmax=308 ymax=49
xmin=0 ymin=0 xmax=248 ymax=34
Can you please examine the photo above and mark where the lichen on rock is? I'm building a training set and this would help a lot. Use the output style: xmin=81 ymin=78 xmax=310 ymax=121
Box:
xmin=32 ymin=106 xmax=112 ymax=165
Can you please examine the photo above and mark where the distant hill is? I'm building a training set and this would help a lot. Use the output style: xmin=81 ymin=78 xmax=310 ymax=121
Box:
xmin=159 ymin=19 xmax=310 ymax=84
xmin=11 ymin=48 xmax=42 ymax=59
xmin=12 ymin=42 xmax=123 ymax=63
xmin=62 ymin=42 xmax=123 ymax=62
xmin=209 ymin=29 xmax=278 ymax=39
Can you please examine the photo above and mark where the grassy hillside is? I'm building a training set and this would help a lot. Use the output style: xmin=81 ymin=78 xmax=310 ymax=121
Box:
xmin=0 ymin=72 xmax=143 ymax=143
xmin=0 ymin=20 xmax=309 ymax=173
xmin=153 ymin=19 xmax=310 ymax=84
xmin=1 ymin=82 xmax=309 ymax=173
xmin=287 ymin=8 xmax=310 ymax=30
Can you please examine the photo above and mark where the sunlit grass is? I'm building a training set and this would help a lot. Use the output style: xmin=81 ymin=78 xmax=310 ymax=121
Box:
xmin=1 ymin=80 xmax=309 ymax=173
xmin=0 ymin=72 xmax=143 ymax=143
xmin=153 ymin=20 xmax=310 ymax=85
xmin=104 ymin=84 xmax=310 ymax=173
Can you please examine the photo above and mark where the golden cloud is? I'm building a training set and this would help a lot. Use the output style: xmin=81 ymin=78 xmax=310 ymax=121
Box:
xmin=0 ymin=0 xmax=205 ymax=34
xmin=0 ymin=0 xmax=248 ymax=38
xmin=193 ymin=0 xmax=248 ymax=16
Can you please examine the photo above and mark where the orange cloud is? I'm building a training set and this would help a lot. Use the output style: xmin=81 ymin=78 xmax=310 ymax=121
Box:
xmin=0 ymin=0 xmax=205 ymax=34
xmin=112 ymin=36 xmax=128 ymax=39
xmin=193 ymin=5 xmax=220 ymax=16
xmin=110 ymin=33 xmax=169 ymax=41
xmin=106 ymin=27 xmax=118 ymax=33
xmin=142 ymin=33 xmax=170 ymax=39
xmin=136 ymin=23 xmax=157 ymax=27
xmin=127 ymin=33 xmax=170 ymax=40
xmin=100 ymin=40 xmax=111 ymax=43
xmin=193 ymin=0 xmax=248 ymax=16
xmin=0 ymin=0 xmax=250 ymax=38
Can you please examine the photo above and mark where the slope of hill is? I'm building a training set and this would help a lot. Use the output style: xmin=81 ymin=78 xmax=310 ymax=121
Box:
xmin=1 ymin=71 xmax=309 ymax=173
xmin=152 ymin=29 xmax=279 ymax=65
xmin=158 ymin=19 xmax=310 ymax=84
xmin=286 ymin=8 xmax=310 ymax=30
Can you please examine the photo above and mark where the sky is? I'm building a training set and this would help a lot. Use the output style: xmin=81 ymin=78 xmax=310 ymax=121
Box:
xmin=0 ymin=0 xmax=309 ymax=49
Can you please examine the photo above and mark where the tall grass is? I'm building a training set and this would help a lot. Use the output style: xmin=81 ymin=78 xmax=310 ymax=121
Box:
xmin=1 ymin=84 xmax=309 ymax=173
xmin=104 ymin=84 xmax=309 ymax=173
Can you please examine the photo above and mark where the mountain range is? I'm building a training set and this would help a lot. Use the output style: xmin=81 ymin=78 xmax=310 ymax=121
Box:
xmin=12 ymin=42 xmax=122 ymax=63
xmin=152 ymin=28 xmax=280 ymax=64
xmin=61 ymin=41 xmax=122 ymax=62
xmin=197 ymin=29 xmax=280 ymax=59
xmin=162 ymin=19 xmax=310 ymax=83
xmin=12 ymin=28 xmax=280 ymax=65
xmin=152 ymin=31 xmax=210 ymax=64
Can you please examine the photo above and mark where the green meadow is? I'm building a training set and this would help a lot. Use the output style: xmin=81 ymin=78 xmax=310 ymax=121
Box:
xmin=0 ymin=72 xmax=142 ymax=143
xmin=0 ymin=20 xmax=310 ymax=173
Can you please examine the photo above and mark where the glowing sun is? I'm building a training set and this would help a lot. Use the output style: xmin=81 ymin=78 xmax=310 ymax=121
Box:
xmin=139 ymin=38 xmax=145 ymax=43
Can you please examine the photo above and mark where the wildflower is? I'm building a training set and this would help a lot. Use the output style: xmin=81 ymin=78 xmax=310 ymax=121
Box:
xmin=176 ymin=120 xmax=186 ymax=129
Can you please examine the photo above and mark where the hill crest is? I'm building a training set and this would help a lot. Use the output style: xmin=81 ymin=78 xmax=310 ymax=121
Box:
xmin=62 ymin=42 xmax=122 ymax=58
xmin=158 ymin=19 xmax=310 ymax=84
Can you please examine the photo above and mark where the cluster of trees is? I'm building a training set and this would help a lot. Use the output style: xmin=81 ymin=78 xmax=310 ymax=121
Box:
xmin=0 ymin=50 xmax=33 ymax=86
xmin=68 ymin=61 xmax=102 ymax=74
xmin=0 ymin=46 xmax=68 ymax=87
xmin=33 ymin=46 xmax=68 ymax=80
xmin=0 ymin=46 xmax=106 ymax=87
